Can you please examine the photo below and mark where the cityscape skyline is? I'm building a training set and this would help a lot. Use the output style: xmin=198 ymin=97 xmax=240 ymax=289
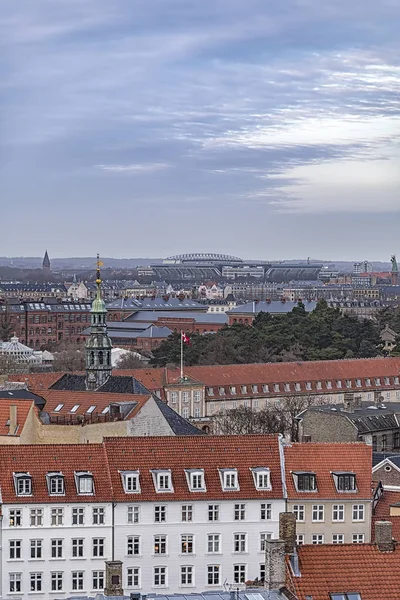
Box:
xmin=2 ymin=0 xmax=400 ymax=259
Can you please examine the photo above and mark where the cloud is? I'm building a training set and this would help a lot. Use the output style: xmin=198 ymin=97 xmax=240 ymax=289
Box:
xmin=97 ymin=163 xmax=171 ymax=173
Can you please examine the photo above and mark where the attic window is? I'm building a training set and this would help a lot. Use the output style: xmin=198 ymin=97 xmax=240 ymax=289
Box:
xmin=330 ymin=594 xmax=361 ymax=600
xmin=75 ymin=471 xmax=94 ymax=495
xmin=252 ymin=385 xmax=258 ymax=393
xmin=262 ymin=384 xmax=269 ymax=393
xmin=70 ymin=404 xmax=80 ymax=413
xmin=375 ymin=378 xmax=381 ymax=386
xmin=101 ymin=406 xmax=110 ymax=415
xmin=336 ymin=380 xmax=342 ymax=389
xmin=54 ymin=404 xmax=64 ymax=412
xmin=241 ymin=385 xmax=247 ymax=394
xmin=185 ymin=469 xmax=206 ymax=492
xmin=121 ymin=471 xmax=140 ymax=494
xmin=219 ymin=468 xmax=239 ymax=491
xmin=365 ymin=378 xmax=371 ymax=386
xmin=326 ymin=381 xmax=332 ymax=389
xmin=293 ymin=472 xmax=317 ymax=492
xmin=219 ymin=387 xmax=225 ymax=396
xmin=333 ymin=472 xmax=357 ymax=492
xmin=86 ymin=405 xmax=96 ymax=414
xmin=273 ymin=384 xmax=279 ymax=392
xmin=316 ymin=381 xmax=322 ymax=390
xmin=14 ymin=472 xmax=32 ymax=496
xmin=152 ymin=470 xmax=173 ymax=493
xmin=345 ymin=380 xmax=352 ymax=388
xmin=251 ymin=468 xmax=271 ymax=490
xmin=284 ymin=383 xmax=290 ymax=392
xmin=207 ymin=387 xmax=214 ymax=396
xmin=230 ymin=386 xmax=237 ymax=395
xmin=384 ymin=377 xmax=390 ymax=385
xmin=355 ymin=379 xmax=361 ymax=387
xmin=395 ymin=377 xmax=399 ymax=385
xmin=295 ymin=383 xmax=301 ymax=391
xmin=47 ymin=472 xmax=65 ymax=495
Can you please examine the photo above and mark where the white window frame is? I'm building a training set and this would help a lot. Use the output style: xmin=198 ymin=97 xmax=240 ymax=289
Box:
xmin=47 ymin=473 xmax=65 ymax=496
xmin=152 ymin=470 xmax=173 ymax=493
xmin=181 ymin=534 xmax=194 ymax=554
xmin=252 ymin=468 xmax=271 ymax=490
xmin=30 ymin=508 xmax=43 ymax=527
xmin=75 ymin=472 xmax=94 ymax=495
xmin=352 ymin=533 xmax=365 ymax=544
xmin=122 ymin=471 xmax=140 ymax=494
xmin=352 ymin=504 xmax=365 ymax=522
xmin=332 ymin=504 xmax=345 ymax=522
xmin=293 ymin=504 xmax=305 ymax=522
xmin=312 ymin=505 xmax=324 ymax=522
xmin=332 ymin=534 xmax=344 ymax=544
xmin=14 ymin=473 xmax=32 ymax=496
xmin=127 ymin=505 xmax=140 ymax=524
xmin=181 ymin=565 xmax=194 ymax=586
xmin=127 ymin=567 xmax=140 ymax=588
xmin=153 ymin=566 xmax=167 ymax=587
xmin=312 ymin=534 xmax=324 ymax=544
xmin=127 ymin=535 xmax=140 ymax=556
xmin=220 ymin=469 xmax=239 ymax=491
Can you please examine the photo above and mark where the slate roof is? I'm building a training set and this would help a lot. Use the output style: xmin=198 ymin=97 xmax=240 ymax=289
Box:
xmin=0 ymin=388 xmax=46 ymax=410
xmin=152 ymin=395 xmax=204 ymax=435
xmin=284 ymin=442 xmax=372 ymax=500
xmin=136 ymin=325 xmax=172 ymax=338
xmin=49 ymin=373 xmax=151 ymax=394
xmin=302 ymin=403 xmax=400 ymax=434
xmin=107 ymin=297 xmax=206 ymax=311
xmin=124 ymin=310 xmax=228 ymax=324
xmin=104 ymin=434 xmax=283 ymax=502
xmin=228 ymin=300 xmax=317 ymax=314
xmin=82 ymin=590 xmax=288 ymax=600
xmin=287 ymin=543 xmax=400 ymax=600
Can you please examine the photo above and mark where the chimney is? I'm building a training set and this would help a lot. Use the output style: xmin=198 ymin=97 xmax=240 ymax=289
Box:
xmin=374 ymin=391 xmax=385 ymax=406
xmin=265 ymin=539 xmax=286 ymax=590
xmin=375 ymin=520 xmax=395 ymax=552
xmin=9 ymin=405 xmax=17 ymax=435
xmin=343 ymin=392 xmax=362 ymax=412
xmin=104 ymin=560 xmax=124 ymax=596
xmin=279 ymin=512 xmax=297 ymax=555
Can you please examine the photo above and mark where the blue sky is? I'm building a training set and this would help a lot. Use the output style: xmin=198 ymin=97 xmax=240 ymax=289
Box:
xmin=1 ymin=0 xmax=399 ymax=261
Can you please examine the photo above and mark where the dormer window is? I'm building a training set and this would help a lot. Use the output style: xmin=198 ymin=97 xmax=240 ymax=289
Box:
xmin=152 ymin=470 xmax=173 ymax=493
xmin=121 ymin=471 xmax=140 ymax=494
xmin=75 ymin=471 xmax=94 ymax=495
xmin=345 ymin=379 xmax=352 ymax=388
xmin=207 ymin=387 xmax=214 ymax=396
xmin=384 ymin=377 xmax=390 ymax=385
xmin=375 ymin=378 xmax=381 ymax=386
xmin=295 ymin=383 xmax=301 ymax=391
xmin=230 ymin=386 xmax=237 ymax=395
xmin=284 ymin=383 xmax=290 ymax=392
xmin=316 ymin=381 xmax=322 ymax=390
xmin=336 ymin=380 xmax=342 ymax=389
xmin=365 ymin=378 xmax=371 ymax=386
xmin=185 ymin=469 xmax=206 ymax=492
xmin=241 ymin=385 xmax=247 ymax=394
xmin=333 ymin=472 xmax=357 ymax=492
xmin=306 ymin=382 xmax=312 ymax=391
xmin=251 ymin=468 xmax=271 ymax=490
xmin=14 ymin=472 xmax=32 ymax=496
xmin=326 ymin=380 xmax=332 ymax=389
xmin=252 ymin=385 xmax=258 ymax=393
xmin=262 ymin=384 xmax=269 ymax=393
xmin=355 ymin=379 xmax=361 ymax=387
xmin=220 ymin=469 xmax=239 ymax=491
xmin=293 ymin=472 xmax=317 ymax=492
xmin=274 ymin=384 xmax=279 ymax=392
xmin=219 ymin=387 xmax=225 ymax=396
xmin=47 ymin=472 xmax=65 ymax=496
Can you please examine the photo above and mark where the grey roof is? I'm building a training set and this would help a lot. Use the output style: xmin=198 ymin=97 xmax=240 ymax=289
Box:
xmin=304 ymin=402 xmax=400 ymax=434
xmin=124 ymin=310 xmax=228 ymax=324
xmin=228 ymin=300 xmax=317 ymax=314
xmin=107 ymin=297 xmax=206 ymax=311
xmin=137 ymin=325 xmax=173 ymax=338
xmin=0 ymin=389 xmax=46 ymax=410
xmin=50 ymin=374 xmax=150 ymax=394
xmin=69 ymin=588 xmax=288 ymax=600
xmin=153 ymin=395 xmax=204 ymax=436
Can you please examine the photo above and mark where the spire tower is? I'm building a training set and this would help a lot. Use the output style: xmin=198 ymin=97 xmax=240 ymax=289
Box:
xmin=85 ymin=254 xmax=112 ymax=391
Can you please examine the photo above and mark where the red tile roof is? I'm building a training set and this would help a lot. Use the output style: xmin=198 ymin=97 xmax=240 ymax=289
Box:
xmin=8 ymin=372 xmax=64 ymax=391
xmin=37 ymin=389 xmax=151 ymax=417
xmin=113 ymin=368 xmax=164 ymax=390
xmin=373 ymin=489 xmax=400 ymax=541
xmin=104 ymin=434 xmax=283 ymax=502
xmin=287 ymin=543 xmax=400 ymax=600
xmin=284 ymin=442 xmax=372 ymax=500
xmin=0 ymin=400 xmax=33 ymax=436
xmin=0 ymin=444 xmax=110 ymax=503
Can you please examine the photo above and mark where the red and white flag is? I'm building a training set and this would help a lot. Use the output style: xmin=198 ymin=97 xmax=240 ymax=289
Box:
xmin=181 ymin=331 xmax=191 ymax=345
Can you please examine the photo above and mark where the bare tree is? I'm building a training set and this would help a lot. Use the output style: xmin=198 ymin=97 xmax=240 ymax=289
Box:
xmin=116 ymin=352 xmax=146 ymax=370
xmin=212 ymin=406 xmax=284 ymax=435
xmin=52 ymin=342 xmax=86 ymax=372
xmin=274 ymin=394 xmax=325 ymax=441
xmin=0 ymin=355 xmax=28 ymax=375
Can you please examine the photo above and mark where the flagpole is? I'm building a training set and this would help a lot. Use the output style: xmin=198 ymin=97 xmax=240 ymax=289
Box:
xmin=180 ymin=330 xmax=184 ymax=380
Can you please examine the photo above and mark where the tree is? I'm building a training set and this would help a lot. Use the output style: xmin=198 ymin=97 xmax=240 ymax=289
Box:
xmin=0 ymin=354 xmax=27 ymax=375
xmin=52 ymin=342 xmax=86 ymax=372
xmin=116 ymin=352 xmax=146 ymax=369
xmin=212 ymin=406 xmax=284 ymax=435
xmin=0 ymin=308 xmax=13 ymax=342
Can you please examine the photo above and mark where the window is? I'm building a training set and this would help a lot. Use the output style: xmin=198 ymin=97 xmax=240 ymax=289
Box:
xmin=207 ymin=534 xmax=220 ymax=553
xmin=14 ymin=473 xmax=32 ymax=496
xmin=330 ymin=594 xmax=362 ymax=600
xmin=182 ymin=406 xmax=189 ymax=418
xmin=54 ymin=403 xmax=64 ymax=412
xmin=181 ymin=534 xmax=194 ymax=554
xmin=154 ymin=505 xmax=166 ymax=522
xmin=352 ymin=504 xmax=365 ymax=521
xmin=181 ymin=565 xmax=194 ymax=586
xmin=375 ymin=378 xmax=381 ymax=386
xmin=296 ymin=534 xmax=304 ymax=545
xmin=316 ymin=381 xmax=322 ymax=390
xmin=394 ymin=432 xmax=400 ymax=448
xmin=312 ymin=505 xmax=324 ymax=522
xmin=337 ymin=380 xmax=342 ymax=389
xmin=306 ymin=382 xmax=312 ymax=391
xmin=332 ymin=534 xmax=344 ymax=544
xmin=51 ymin=539 xmax=63 ymax=558
xmin=127 ymin=567 xmax=140 ymax=587
xmin=9 ymin=540 xmax=22 ymax=559
xmin=352 ymin=533 xmax=365 ymax=544
xmin=284 ymin=383 xmax=290 ymax=392
xmin=127 ymin=505 xmax=140 ymax=524
xmin=194 ymin=391 xmax=201 ymax=402
xmin=222 ymin=469 xmax=238 ymax=490
xmin=234 ymin=503 xmax=246 ymax=521
xmin=207 ymin=565 xmax=220 ymax=585
xmin=260 ymin=503 xmax=272 ymax=520
xmin=208 ymin=504 xmax=219 ymax=521
xmin=51 ymin=572 xmax=63 ymax=591
xmin=47 ymin=473 xmax=64 ymax=495
xmin=262 ymin=384 xmax=269 ymax=393
xmin=234 ymin=564 xmax=246 ymax=584
xmin=72 ymin=538 xmax=84 ymax=558
xmin=10 ymin=573 xmax=22 ymax=593
xmin=51 ymin=507 xmax=63 ymax=526
xmin=194 ymin=407 xmax=201 ymax=418
xmin=154 ymin=535 xmax=167 ymax=555
xmin=312 ymin=534 xmax=324 ymax=544
xmin=170 ymin=392 xmax=178 ymax=404
xmin=87 ymin=405 xmax=96 ymax=414
xmin=70 ymin=404 xmax=80 ymax=413
xmin=92 ymin=571 xmax=104 ymax=590
xmin=234 ymin=533 xmax=247 ymax=552
xmin=366 ymin=378 xmax=371 ymax=386
xmin=30 ymin=508 xmax=43 ymax=527
xmin=189 ymin=470 xmax=205 ymax=491
xmin=30 ymin=539 xmax=43 ymax=559
xmin=182 ymin=505 xmax=193 ymax=522
xmin=75 ymin=472 xmax=94 ymax=494
xmin=372 ymin=435 xmax=377 ymax=451
xmin=252 ymin=385 xmax=258 ymax=393
xmin=182 ymin=391 xmax=190 ymax=403
xmin=30 ymin=572 xmax=42 ymax=592
xmin=295 ymin=472 xmax=317 ymax=491
xmin=334 ymin=473 xmax=357 ymax=492
xmin=93 ymin=538 xmax=104 ymax=557
xmin=72 ymin=507 xmax=85 ymax=525
xmin=155 ymin=471 xmax=173 ymax=492
xmin=345 ymin=379 xmax=352 ymax=388
xmin=219 ymin=387 xmax=225 ymax=396
xmin=295 ymin=383 xmax=301 ymax=391
xmin=252 ymin=468 xmax=271 ymax=490
xmin=332 ymin=504 xmax=345 ymax=522
xmin=9 ymin=509 xmax=22 ymax=527
xmin=72 ymin=571 xmax=84 ymax=591
xmin=123 ymin=472 xmax=140 ymax=493
xmin=93 ymin=507 xmax=105 ymax=525
xmin=356 ymin=379 xmax=361 ymax=387
xmin=154 ymin=566 xmax=167 ymax=587
xmin=260 ymin=532 xmax=272 ymax=551
xmin=127 ymin=536 xmax=140 ymax=556
xmin=260 ymin=563 xmax=266 ymax=580
xmin=293 ymin=505 xmax=305 ymax=522
xmin=207 ymin=387 xmax=214 ymax=396
xmin=382 ymin=435 xmax=387 ymax=451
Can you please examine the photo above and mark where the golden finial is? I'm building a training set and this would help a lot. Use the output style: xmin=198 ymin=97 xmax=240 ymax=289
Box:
xmin=96 ymin=253 xmax=104 ymax=285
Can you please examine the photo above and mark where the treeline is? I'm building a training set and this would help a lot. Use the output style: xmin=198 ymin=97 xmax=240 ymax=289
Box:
xmin=150 ymin=300 xmax=398 ymax=367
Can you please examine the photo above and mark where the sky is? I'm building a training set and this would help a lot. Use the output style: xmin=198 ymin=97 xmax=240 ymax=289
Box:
xmin=1 ymin=0 xmax=400 ymax=261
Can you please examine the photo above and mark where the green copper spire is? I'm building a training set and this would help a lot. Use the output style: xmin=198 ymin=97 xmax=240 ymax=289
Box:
xmin=91 ymin=254 xmax=107 ymax=314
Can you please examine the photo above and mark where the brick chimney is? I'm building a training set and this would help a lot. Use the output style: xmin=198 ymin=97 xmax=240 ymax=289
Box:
xmin=375 ymin=520 xmax=395 ymax=552
xmin=279 ymin=512 xmax=297 ymax=555
xmin=265 ymin=539 xmax=286 ymax=590
xmin=9 ymin=405 xmax=17 ymax=435
xmin=104 ymin=560 xmax=124 ymax=596
xmin=343 ymin=392 xmax=362 ymax=412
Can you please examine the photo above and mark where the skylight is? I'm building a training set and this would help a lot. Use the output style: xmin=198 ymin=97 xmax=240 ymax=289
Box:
xmin=54 ymin=404 xmax=64 ymax=412
xmin=70 ymin=404 xmax=80 ymax=413
xmin=86 ymin=406 xmax=96 ymax=414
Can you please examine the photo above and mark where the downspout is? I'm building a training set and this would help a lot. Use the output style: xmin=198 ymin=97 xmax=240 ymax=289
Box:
xmin=0 ymin=513 xmax=3 ymax=598
xmin=278 ymin=434 xmax=288 ymax=511
xmin=112 ymin=502 xmax=116 ymax=560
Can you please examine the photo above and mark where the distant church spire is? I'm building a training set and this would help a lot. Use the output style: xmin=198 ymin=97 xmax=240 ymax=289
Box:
xmin=85 ymin=254 xmax=113 ymax=391
xmin=42 ymin=250 xmax=51 ymax=273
